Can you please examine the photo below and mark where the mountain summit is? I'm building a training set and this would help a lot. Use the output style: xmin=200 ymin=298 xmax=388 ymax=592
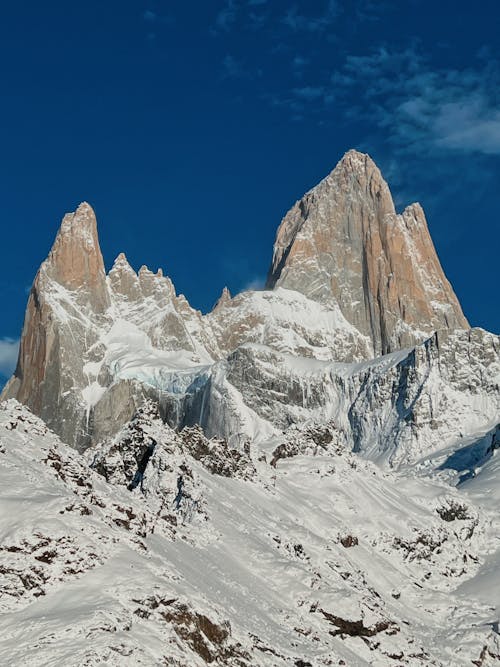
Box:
xmin=2 ymin=150 xmax=481 ymax=452
xmin=266 ymin=149 xmax=468 ymax=354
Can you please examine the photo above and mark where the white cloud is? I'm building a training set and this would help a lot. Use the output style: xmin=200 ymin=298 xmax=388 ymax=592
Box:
xmin=241 ymin=276 xmax=266 ymax=291
xmin=432 ymin=100 xmax=500 ymax=155
xmin=0 ymin=338 xmax=19 ymax=377
xmin=331 ymin=46 xmax=500 ymax=156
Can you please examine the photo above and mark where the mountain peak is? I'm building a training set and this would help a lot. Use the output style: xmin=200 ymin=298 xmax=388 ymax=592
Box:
xmin=59 ymin=202 xmax=97 ymax=241
xmin=112 ymin=251 xmax=130 ymax=267
xmin=267 ymin=152 xmax=468 ymax=354
xmin=213 ymin=286 xmax=232 ymax=310
xmin=42 ymin=202 xmax=109 ymax=313
xmin=329 ymin=149 xmax=381 ymax=179
xmin=338 ymin=148 xmax=371 ymax=168
xmin=108 ymin=252 xmax=141 ymax=300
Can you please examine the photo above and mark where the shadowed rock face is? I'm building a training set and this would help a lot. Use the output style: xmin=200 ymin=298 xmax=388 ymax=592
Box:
xmin=266 ymin=150 xmax=469 ymax=354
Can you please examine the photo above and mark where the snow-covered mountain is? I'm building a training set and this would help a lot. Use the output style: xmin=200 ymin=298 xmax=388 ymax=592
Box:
xmin=1 ymin=150 xmax=489 ymax=459
xmin=1 ymin=149 xmax=500 ymax=665
xmin=2 ymin=399 xmax=500 ymax=666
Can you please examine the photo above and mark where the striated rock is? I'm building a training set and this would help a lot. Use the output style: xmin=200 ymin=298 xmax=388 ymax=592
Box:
xmin=266 ymin=149 xmax=468 ymax=354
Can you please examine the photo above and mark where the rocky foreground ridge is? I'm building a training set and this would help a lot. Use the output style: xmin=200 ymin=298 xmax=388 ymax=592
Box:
xmin=2 ymin=399 xmax=500 ymax=666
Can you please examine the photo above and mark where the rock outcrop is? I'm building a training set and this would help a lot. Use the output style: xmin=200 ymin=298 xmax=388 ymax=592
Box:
xmin=266 ymin=150 xmax=468 ymax=354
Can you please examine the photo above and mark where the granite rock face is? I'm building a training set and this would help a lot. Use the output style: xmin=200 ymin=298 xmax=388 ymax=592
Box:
xmin=43 ymin=201 xmax=110 ymax=312
xmin=266 ymin=150 xmax=468 ymax=354
xmin=1 ymin=203 xmax=110 ymax=447
xmin=1 ymin=203 xmax=212 ymax=449
xmin=2 ymin=151 xmax=488 ymax=460
xmin=184 ymin=327 xmax=500 ymax=466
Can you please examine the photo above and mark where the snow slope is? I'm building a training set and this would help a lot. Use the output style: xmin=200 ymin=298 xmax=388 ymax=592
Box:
xmin=2 ymin=400 xmax=500 ymax=666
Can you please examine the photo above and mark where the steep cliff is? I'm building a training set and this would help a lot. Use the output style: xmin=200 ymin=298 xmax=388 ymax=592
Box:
xmin=266 ymin=150 xmax=468 ymax=354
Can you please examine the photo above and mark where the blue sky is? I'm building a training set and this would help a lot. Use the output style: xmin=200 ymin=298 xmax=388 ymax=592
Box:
xmin=1 ymin=1 xmax=499 ymax=381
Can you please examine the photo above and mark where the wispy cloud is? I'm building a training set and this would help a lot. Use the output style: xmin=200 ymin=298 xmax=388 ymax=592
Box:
xmin=241 ymin=276 xmax=266 ymax=291
xmin=142 ymin=7 xmax=174 ymax=38
xmin=213 ymin=0 xmax=269 ymax=34
xmin=221 ymin=54 xmax=261 ymax=80
xmin=268 ymin=83 xmax=333 ymax=121
xmin=222 ymin=54 xmax=243 ymax=78
xmin=292 ymin=55 xmax=309 ymax=69
xmin=283 ymin=1 xmax=339 ymax=32
xmin=214 ymin=0 xmax=240 ymax=32
xmin=291 ymin=55 xmax=310 ymax=78
xmin=332 ymin=46 xmax=500 ymax=156
xmin=213 ymin=0 xmax=341 ymax=37
xmin=293 ymin=86 xmax=327 ymax=101
xmin=247 ymin=10 xmax=268 ymax=30
xmin=354 ymin=0 xmax=391 ymax=22
xmin=0 ymin=338 xmax=18 ymax=378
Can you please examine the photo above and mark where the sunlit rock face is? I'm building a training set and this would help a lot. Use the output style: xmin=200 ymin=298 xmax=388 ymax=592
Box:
xmin=1 ymin=203 xmax=111 ymax=448
xmin=266 ymin=149 xmax=468 ymax=355
xmin=1 ymin=150 xmax=480 ymax=456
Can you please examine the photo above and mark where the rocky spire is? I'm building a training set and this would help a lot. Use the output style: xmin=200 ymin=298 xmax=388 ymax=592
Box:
xmin=266 ymin=149 xmax=469 ymax=355
xmin=108 ymin=252 xmax=141 ymax=300
xmin=213 ymin=286 xmax=232 ymax=310
xmin=42 ymin=202 xmax=110 ymax=312
xmin=1 ymin=203 xmax=111 ymax=447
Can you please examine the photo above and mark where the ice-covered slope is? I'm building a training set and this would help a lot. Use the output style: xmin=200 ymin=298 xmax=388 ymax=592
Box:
xmin=188 ymin=327 xmax=500 ymax=467
xmin=2 ymin=400 xmax=500 ymax=666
